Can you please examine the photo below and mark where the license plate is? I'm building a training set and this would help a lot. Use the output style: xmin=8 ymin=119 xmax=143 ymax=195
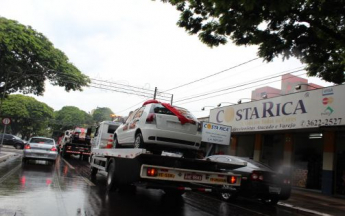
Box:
xmin=184 ymin=173 xmax=202 ymax=181
xmin=269 ymin=186 xmax=281 ymax=194
xmin=158 ymin=173 xmax=175 ymax=178
xmin=210 ymin=177 xmax=227 ymax=183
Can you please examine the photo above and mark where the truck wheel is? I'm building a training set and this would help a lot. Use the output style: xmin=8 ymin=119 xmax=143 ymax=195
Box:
xmin=107 ymin=159 xmax=118 ymax=192
xmin=62 ymin=148 xmax=70 ymax=159
xmin=134 ymin=133 xmax=145 ymax=149
xmin=163 ymin=189 xmax=185 ymax=197
xmin=91 ymin=167 xmax=98 ymax=177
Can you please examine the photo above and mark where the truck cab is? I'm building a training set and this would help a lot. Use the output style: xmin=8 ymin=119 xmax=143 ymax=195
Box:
xmin=92 ymin=121 xmax=123 ymax=149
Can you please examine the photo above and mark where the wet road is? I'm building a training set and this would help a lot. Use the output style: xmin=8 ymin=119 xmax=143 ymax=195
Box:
xmin=0 ymin=149 xmax=312 ymax=216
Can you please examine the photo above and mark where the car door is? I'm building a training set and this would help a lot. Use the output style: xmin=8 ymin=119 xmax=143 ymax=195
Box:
xmin=126 ymin=106 xmax=146 ymax=144
xmin=117 ymin=110 xmax=137 ymax=144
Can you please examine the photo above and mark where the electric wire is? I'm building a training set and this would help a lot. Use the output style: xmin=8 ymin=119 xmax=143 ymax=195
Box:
xmin=176 ymin=72 xmax=307 ymax=105
xmin=175 ymin=66 xmax=305 ymax=101
xmin=162 ymin=57 xmax=260 ymax=92
xmin=175 ymin=69 xmax=305 ymax=103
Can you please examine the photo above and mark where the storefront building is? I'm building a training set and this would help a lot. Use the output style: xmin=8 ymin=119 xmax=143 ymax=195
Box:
xmin=208 ymin=84 xmax=345 ymax=196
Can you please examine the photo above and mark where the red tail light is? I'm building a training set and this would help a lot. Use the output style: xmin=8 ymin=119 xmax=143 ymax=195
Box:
xmin=146 ymin=113 xmax=156 ymax=124
xmin=50 ymin=147 xmax=57 ymax=151
xmin=147 ymin=167 xmax=158 ymax=177
xmin=24 ymin=144 xmax=31 ymax=149
xmin=251 ymin=171 xmax=264 ymax=181
xmin=283 ymin=179 xmax=291 ymax=184
xmin=227 ymin=176 xmax=237 ymax=184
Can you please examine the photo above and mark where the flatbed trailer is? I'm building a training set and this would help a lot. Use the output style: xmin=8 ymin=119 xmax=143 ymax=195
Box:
xmin=90 ymin=148 xmax=246 ymax=195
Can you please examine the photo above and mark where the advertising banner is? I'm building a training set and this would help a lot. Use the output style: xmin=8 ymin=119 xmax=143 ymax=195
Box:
xmin=209 ymin=85 xmax=345 ymax=133
xmin=201 ymin=122 xmax=231 ymax=145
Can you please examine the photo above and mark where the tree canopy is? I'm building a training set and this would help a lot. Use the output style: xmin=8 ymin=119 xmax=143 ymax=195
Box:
xmin=160 ymin=0 xmax=345 ymax=84
xmin=0 ymin=94 xmax=54 ymax=139
xmin=92 ymin=107 xmax=114 ymax=123
xmin=0 ymin=17 xmax=90 ymax=96
xmin=54 ymin=106 xmax=93 ymax=132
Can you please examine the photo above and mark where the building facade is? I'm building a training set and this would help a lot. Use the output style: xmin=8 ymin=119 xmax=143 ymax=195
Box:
xmin=207 ymin=84 xmax=345 ymax=196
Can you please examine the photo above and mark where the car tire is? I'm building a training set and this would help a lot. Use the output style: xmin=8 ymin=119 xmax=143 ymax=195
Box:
xmin=261 ymin=197 xmax=279 ymax=205
xmin=107 ymin=159 xmax=119 ymax=192
xmin=134 ymin=133 xmax=145 ymax=149
xmin=113 ymin=136 xmax=120 ymax=148
xmin=220 ymin=185 xmax=237 ymax=202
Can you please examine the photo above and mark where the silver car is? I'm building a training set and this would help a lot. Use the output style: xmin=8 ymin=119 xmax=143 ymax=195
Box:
xmin=23 ymin=137 xmax=58 ymax=163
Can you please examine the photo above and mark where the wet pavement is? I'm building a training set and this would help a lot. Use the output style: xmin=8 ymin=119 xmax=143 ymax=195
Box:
xmin=0 ymin=148 xmax=340 ymax=216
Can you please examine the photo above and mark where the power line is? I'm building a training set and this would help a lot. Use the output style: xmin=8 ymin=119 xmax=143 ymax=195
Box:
xmin=176 ymin=72 xmax=307 ymax=105
xmin=163 ymin=57 xmax=259 ymax=92
xmin=175 ymin=66 xmax=304 ymax=101
xmin=175 ymin=69 xmax=305 ymax=103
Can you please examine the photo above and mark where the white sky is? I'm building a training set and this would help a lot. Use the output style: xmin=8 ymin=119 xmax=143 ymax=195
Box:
xmin=1 ymin=0 xmax=332 ymax=117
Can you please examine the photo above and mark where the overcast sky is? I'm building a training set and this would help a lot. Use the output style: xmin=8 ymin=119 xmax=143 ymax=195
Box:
xmin=1 ymin=0 xmax=332 ymax=117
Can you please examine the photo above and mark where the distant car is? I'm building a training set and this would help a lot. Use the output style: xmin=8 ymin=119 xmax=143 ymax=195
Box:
xmin=23 ymin=137 xmax=58 ymax=164
xmin=114 ymin=100 xmax=202 ymax=155
xmin=207 ymin=155 xmax=291 ymax=205
xmin=0 ymin=133 xmax=26 ymax=149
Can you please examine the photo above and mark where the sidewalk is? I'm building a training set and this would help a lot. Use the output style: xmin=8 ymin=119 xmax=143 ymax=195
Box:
xmin=279 ymin=188 xmax=345 ymax=216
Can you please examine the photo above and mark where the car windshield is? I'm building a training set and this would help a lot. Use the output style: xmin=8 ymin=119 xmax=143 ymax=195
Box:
xmin=29 ymin=138 xmax=54 ymax=145
xmin=13 ymin=135 xmax=22 ymax=140
xmin=153 ymin=104 xmax=197 ymax=121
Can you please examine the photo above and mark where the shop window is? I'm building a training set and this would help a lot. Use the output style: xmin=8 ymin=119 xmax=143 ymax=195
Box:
xmin=261 ymin=134 xmax=284 ymax=171
xmin=236 ymin=135 xmax=255 ymax=158
xmin=293 ymin=133 xmax=323 ymax=190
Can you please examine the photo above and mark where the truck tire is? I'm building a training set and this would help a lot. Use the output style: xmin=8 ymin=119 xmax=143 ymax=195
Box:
xmin=163 ymin=189 xmax=185 ymax=197
xmin=107 ymin=159 xmax=119 ymax=192
xmin=62 ymin=148 xmax=70 ymax=159
xmin=134 ymin=133 xmax=145 ymax=149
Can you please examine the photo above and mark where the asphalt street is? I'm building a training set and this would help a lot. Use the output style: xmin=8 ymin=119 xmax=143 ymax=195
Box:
xmin=0 ymin=147 xmax=325 ymax=216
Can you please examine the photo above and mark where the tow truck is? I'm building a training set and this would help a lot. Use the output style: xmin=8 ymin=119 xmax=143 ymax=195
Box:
xmin=60 ymin=127 xmax=92 ymax=160
xmin=90 ymin=121 xmax=245 ymax=196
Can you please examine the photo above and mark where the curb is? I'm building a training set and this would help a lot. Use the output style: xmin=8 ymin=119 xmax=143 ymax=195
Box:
xmin=0 ymin=152 xmax=17 ymax=163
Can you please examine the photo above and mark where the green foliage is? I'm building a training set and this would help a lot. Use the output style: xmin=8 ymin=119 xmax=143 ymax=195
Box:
xmin=92 ymin=107 xmax=114 ymax=123
xmin=160 ymin=0 xmax=345 ymax=84
xmin=54 ymin=106 xmax=93 ymax=132
xmin=0 ymin=94 xmax=54 ymax=139
xmin=0 ymin=17 xmax=90 ymax=96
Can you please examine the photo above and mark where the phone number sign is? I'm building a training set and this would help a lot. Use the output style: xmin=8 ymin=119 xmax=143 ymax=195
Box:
xmin=201 ymin=122 xmax=231 ymax=145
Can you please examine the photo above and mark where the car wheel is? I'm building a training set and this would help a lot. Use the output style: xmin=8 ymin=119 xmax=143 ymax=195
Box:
xmin=220 ymin=185 xmax=237 ymax=202
xmin=134 ymin=133 xmax=145 ymax=149
xmin=261 ymin=197 xmax=279 ymax=205
xmin=113 ymin=136 xmax=120 ymax=148
xmin=107 ymin=159 xmax=118 ymax=192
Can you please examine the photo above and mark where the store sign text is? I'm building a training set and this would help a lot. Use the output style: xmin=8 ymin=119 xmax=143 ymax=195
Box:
xmin=216 ymin=100 xmax=307 ymax=123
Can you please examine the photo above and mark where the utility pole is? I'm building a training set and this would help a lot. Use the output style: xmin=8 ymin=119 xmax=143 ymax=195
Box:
xmin=153 ymin=87 xmax=157 ymax=100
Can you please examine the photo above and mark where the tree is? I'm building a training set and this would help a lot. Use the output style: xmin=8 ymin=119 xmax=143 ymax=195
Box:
xmin=0 ymin=94 xmax=54 ymax=139
xmin=0 ymin=17 xmax=90 ymax=97
xmin=92 ymin=107 xmax=115 ymax=123
xmin=160 ymin=0 xmax=345 ymax=84
xmin=54 ymin=106 xmax=93 ymax=132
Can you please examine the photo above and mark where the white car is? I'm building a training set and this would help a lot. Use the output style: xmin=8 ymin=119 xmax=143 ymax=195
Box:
xmin=114 ymin=100 xmax=202 ymax=154
xmin=23 ymin=137 xmax=58 ymax=164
